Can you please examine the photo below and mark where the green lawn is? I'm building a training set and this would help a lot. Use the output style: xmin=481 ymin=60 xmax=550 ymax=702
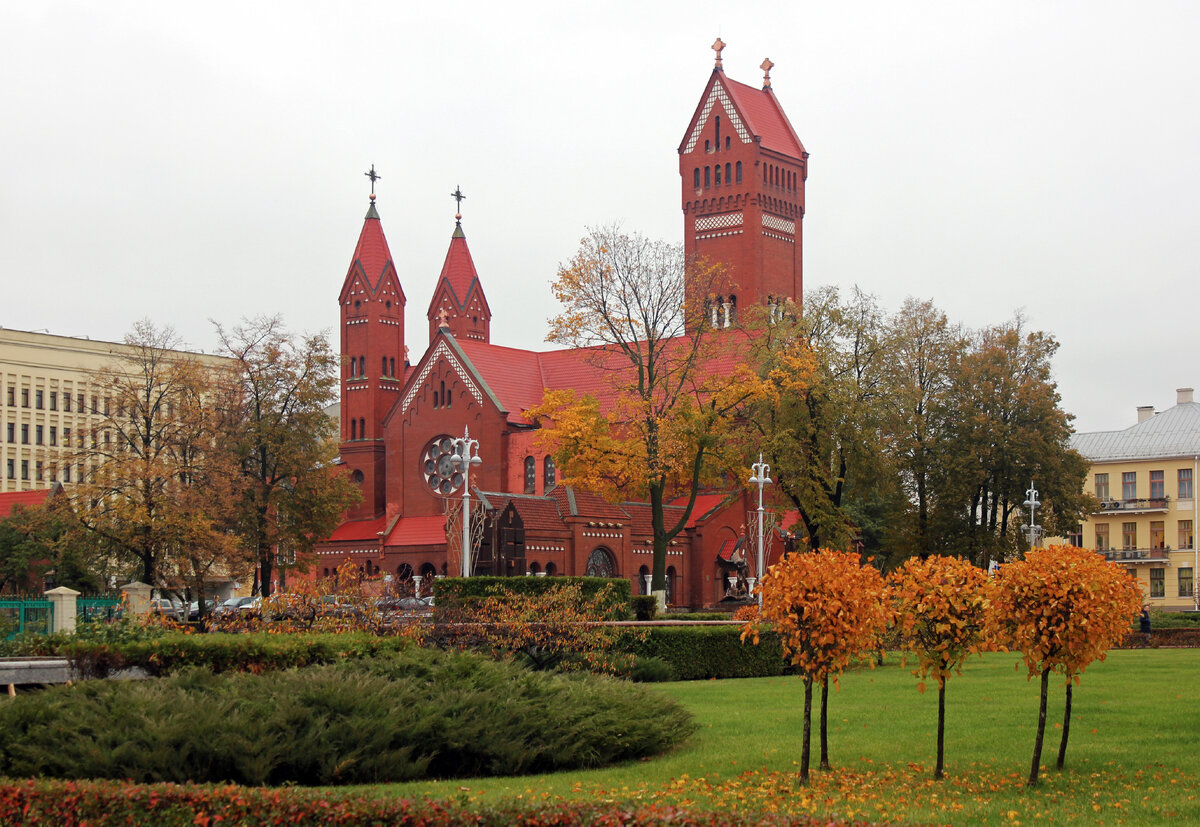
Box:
xmin=380 ymin=649 xmax=1200 ymax=824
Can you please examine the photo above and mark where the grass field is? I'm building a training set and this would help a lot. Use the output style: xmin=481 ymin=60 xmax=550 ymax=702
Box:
xmin=383 ymin=649 xmax=1200 ymax=824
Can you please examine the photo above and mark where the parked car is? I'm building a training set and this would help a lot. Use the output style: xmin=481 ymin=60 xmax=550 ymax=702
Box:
xmin=187 ymin=599 xmax=218 ymax=621
xmin=214 ymin=596 xmax=256 ymax=616
xmin=150 ymin=598 xmax=185 ymax=621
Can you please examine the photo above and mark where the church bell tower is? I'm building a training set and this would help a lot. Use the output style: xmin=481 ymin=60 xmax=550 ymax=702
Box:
xmin=337 ymin=166 xmax=405 ymax=520
xmin=679 ymin=39 xmax=808 ymax=320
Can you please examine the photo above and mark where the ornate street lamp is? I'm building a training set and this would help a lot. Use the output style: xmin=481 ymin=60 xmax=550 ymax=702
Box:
xmin=748 ymin=453 xmax=773 ymax=608
xmin=1021 ymin=481 xmax=1043 ymax=553
xmin=450 ymin=427 xmax=482 ymax=577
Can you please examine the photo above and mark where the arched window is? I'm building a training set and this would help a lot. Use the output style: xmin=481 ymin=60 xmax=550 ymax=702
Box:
xmin=714 ymin=164 xmax=721 ymax=185
xmin=390 ymin=357 xmax=396 ymax=377
xmin=704 ymin=166 xmax=711 ymax=188
xmin=763 ymin=164 xmax=768 ymax=183
xmin=382 ymin=356 xmax=388 ymax=376
xmin=586 ymin=547 xmax=616 ymax=578
xmin=358 ymin=356 xmax=366 ymax=376
xmin=666 ymin=565 xmax=677 ymax=605
xmin=545 ymin=562 xmax=557 ymax=576
xmin=715 ymin=115 xmax=720 ymax=149
xmin=543 ymin=455 xmax=556 ymax=489
xmin=704 ymin=139 xmax=710 ymax=152
xmin=693 ymin=168 xmax=700 ymax=189
xmin=725 ymin=163 xmax=731 ymax=185
xmin=725 ymin=135 xmax=730 ymax=150
xmin=354 ymin=300 xmax=361 ymax=311
xmin=419 ymin=562 xmax=437 ymax=581
xmin=350 ymin=419 xmax=357 ymax=440
xmin=359 ymin=418 xmax=366 ymax=439
xmin=638 ymin=565 xmax=650 ymax=595
xmin=529 ymin=561 xmax=541 ymax=576
xmin=351 ymin=469 xmax=364 ymax=484
xmin=524 ymin=456 xmax=536 ymax=494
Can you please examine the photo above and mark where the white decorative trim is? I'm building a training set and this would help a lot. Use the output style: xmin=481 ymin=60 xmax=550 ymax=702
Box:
xmin=400 ymin=340 xmax=483 ymax=415
xmin=697 ymin=229 xmax=743 ymax=240
xmin=695 ymin=212 xmax=743 ymax=232
xmin=582 ymin=530 xmax=623 ymax=539
xmin=683 ymin=80 xmax=751 ymax=154
xmin=762 ymin=214 xmax=796 ymax=234
xmin=527 ymin=544 xmax=565 ymax=553
xmin=762 ymin=230 xmax=795 ymax=243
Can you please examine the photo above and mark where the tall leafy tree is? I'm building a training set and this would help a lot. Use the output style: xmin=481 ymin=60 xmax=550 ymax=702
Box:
xmin=935 ymin=315 xmax=1090 ymax=565
xmin=529 ymin=228 xmax=758 ymax=596
xmin=69 ymin=321 xmax=241 ymax=591
xmin=746 ymin=286 xmax=891 ymax=553
xmin=216 ymin=316 xmax=359 ymax=596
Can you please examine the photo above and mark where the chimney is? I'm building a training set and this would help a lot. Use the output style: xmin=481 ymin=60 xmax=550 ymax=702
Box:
xmin=1178 ymin=387 xmax=1195 ymax=405
xmin=1137 ymin=405 xmax=1155 ymax=424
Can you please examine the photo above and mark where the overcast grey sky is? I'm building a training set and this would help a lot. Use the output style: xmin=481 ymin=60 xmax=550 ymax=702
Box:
xmin=2 ymin=1 xmax=1197 ymax=434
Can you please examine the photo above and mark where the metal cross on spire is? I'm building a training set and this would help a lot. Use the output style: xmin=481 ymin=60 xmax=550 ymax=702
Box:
xmin=364 ymin=164 xmax=381 ymax=197
xmin=451 ymin=185 xmax=466 ymax=221
xmin=761 ymin=57 xmax=775 ymax=89
xmin=712 ymin=37 xmax=726 ymax=70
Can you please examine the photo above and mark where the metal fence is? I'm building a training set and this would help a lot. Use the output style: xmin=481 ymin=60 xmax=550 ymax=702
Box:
xmin=0 ymin=598 xmax=54 ymax=640
xmin=77 ymin=596 xmax=122 ymax=623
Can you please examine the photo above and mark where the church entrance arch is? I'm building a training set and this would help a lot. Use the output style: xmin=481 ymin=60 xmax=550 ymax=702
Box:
xmin=585 ymin=547 xmax=617 ymax=578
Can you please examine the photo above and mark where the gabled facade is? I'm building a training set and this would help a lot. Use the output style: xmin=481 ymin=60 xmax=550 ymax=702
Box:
xmin=316 ymin=45 xmax=804 ymax=607
xmin=1071 ymin=387 xmax=1200 ymax=610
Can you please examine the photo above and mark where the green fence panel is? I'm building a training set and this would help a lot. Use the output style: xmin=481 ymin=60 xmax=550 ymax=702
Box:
xmin=77 ymin=596 xmax=121 ymax=623
xmin=0 ymin=599 xmax=54 ymax=640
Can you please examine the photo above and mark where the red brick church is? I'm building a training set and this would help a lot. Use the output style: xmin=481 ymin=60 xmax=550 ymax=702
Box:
xmin=314 ymin=42 xmax=808 ymax=607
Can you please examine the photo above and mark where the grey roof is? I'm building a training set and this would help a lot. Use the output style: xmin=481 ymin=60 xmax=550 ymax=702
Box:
xmin=1071 ymin=402 xmax=1200 ymax=461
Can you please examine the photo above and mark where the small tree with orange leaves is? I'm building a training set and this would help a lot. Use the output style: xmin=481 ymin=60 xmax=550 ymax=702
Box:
xmin=888 ymin=555 xmax=990 ymax=780
xmin=742 ymin=548 xmax=889 ymax=782
xmin=988 ymin=544 xmax=1142 ymax=787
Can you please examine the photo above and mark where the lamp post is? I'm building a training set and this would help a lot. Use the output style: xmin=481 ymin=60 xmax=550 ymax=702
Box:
xmin=749 ymin=453 xmax=772 ymax=608
xmin=451 ymin=427 xmax=482 ymax=577
xmin=1021 ymin=480 xmax=1042 ymax=553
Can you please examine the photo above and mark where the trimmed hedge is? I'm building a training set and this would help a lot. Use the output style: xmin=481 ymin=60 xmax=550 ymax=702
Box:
xmin=0 ymin=648 xmax=694 ymax=786
xmin=0 ymin=779 xmax=870 ymax=826
xmin=631 ymin=595 xmax=658 ymax=621
xmin=433 ymin=576 xmax=632 ymax=620
xmin=1118 ymin=628 xmax=1200 ymax=648
xmin=57 ymin=632 xmax=415 ymax=678
xmin=619 ymin=625 xmax=786 ymax=680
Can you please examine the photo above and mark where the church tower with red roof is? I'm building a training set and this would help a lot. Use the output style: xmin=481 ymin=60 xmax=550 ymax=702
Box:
xmin=338 ymin=171 xmax=405 ymax=520
xmin=679 ymin=40 xmax=807 ymax=320
xmin=426 ymin=190 xmax=491 ymax=345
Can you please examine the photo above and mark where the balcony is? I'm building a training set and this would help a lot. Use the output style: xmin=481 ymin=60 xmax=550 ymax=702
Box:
xmin=1093 ymin=497 xmax=1170 ymax=515
xmin=1100 ymin=547 xmax=1173 ymax=565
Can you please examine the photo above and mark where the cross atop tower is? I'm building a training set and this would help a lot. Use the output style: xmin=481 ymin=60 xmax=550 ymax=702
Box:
xmin=712 ymin=37 xmax=726 ymax=70
xmin=365 ymin=164 xmax=381 ymax=199
xmin=760 ymin=58 xmax=774 ymax=89
xmin=451 ymin=185 xmax=466 ymax=222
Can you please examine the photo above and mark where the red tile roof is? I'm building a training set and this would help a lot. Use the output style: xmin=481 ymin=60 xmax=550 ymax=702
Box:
xmin=327 ymin=515 xmax=388 ymax=542
xmin=348 ymin=205 xmax=396 ymax=291
xmin=723 ymin=76 xmax=806 ymax=158
xmin=0 ymin=488 xmax=53 ymax=518
xmin=669 ymin=492 xmax=735 ymax=527
xmin=383 ymin=515 xmax=448 ymax=547
xmin=456 ymin=330 xmax=754 ymax=425
xmin=478 ymin=492 xmax=568 ymax=532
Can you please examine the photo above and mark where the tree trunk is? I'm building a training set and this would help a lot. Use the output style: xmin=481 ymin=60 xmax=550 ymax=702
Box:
xmin=1028 ymin=666 xmax=1050 ymax=787
xmin=1057 ymin=681 xmax=1073 ymax=770
xmin=935 ymin=680 xmax=946 ymax=780
xmin=800 ymin=676 xmax=813 ymax=784
xmin=819 ymin=675 xmax=831 ymax=770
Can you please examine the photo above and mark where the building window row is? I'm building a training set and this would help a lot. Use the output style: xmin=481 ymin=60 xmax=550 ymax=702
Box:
xmin=763 ymin=162 xmax=798 ymax=194
xmin=1105 ymin=469 xmax=1196 ymax=501
xmin=693 ymin=162 xmax=744 ymax=191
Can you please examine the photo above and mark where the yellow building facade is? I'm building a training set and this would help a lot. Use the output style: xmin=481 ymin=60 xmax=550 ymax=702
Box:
xmin=1072 ymin=388 xmax=1200 ymax=611
xmin=1 ymin=328 xmax=229 ymax=494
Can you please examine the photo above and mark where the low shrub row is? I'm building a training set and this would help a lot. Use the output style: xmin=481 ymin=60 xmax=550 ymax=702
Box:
xmin=1118 ymin=628 xmax=1200 ymax=648
xmin=619 ymin=625 xmax=786 ymax=680
xmin=0 ymin=648 xmax=693 ymax=786
xmin=0 ymin=779 xmax=869 ymax=826
xmin=60 ymin=632 xmax=415 ymax=678
xmin=433 ymin=576 xmax=632 ymax=620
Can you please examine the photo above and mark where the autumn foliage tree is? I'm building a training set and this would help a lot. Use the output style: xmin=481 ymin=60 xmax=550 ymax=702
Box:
xmin=888 ymin=555 xmax=990 ymax=779
xmin=987 ymin=545 xmax=1142 ymax=786
xmin=530 ymin=228 xmax=759 ymax=598
xmin=742 ymin=548 xmax=889 ymax=782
